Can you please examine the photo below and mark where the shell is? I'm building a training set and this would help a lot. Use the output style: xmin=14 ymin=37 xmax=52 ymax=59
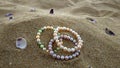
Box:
xmin=16 ymin=37 xmax=27 ymax=49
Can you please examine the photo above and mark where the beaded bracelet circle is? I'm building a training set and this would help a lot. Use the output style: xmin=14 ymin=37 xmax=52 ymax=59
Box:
xmin=53 ymin=26 xmax=83 ymax=52
xmin=48 ymin=35 xmax=80 ymax=60
xmin=36 ymin=26 xmax=55 ymax=52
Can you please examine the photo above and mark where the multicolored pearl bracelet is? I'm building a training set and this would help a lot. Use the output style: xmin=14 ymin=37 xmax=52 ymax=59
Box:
xmin=53 ymin=26 xmax=83 ymax=52
xmin=36 ymin=26 xmax=55 ymax=52
xmin=36 ymin=26 xmax=83 ymax=60
xmin=48 ymin=35 xmax=80 ymax=60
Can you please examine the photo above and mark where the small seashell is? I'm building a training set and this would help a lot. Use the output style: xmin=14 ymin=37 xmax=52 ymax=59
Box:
xmin=5 ymin=13 xmax=13 ymax=17
xmin=16 ymin=37 xmax=27 ymax=49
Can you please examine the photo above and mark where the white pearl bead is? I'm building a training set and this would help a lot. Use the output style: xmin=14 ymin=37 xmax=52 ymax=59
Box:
xmin=75 ymin=46 xmax=78 ymax=50
xmin=71 ymin=48 xmax=75 ymax=52
xmin=37 ymin=39 xmax=40 ymax=42
xmin=43 ymin=26 xmax=47 ymax=29
xmin=43 ymin=48 xmax=46 ymax=50
xmin=68 ymin=48 xmax=71 ymax=52
xmin=63 ymin=47 xmax=67 ymax=51
xmin=37 ymin=32 xmax=40 ymax=35
xmin=70 ymin=37 xmax=73 ymax=41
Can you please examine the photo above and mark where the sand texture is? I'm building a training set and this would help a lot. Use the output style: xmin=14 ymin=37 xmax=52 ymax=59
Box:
xmin=0 ymin=0 xmax=120 ymax=68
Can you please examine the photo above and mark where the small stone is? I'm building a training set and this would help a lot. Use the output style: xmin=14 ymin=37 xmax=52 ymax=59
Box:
xmin=50 ymin=9 xmax=54 ymax=14
xmin=30 ymin=8 xmax=36 ymax=12
xmin=9 ymin=62 xmax=12 ymax=65
xmin=9 ymin=16 xmax=13 ymax=20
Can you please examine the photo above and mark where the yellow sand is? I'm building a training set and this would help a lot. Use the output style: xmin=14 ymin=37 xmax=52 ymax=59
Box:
xmin=0 ymin=0 xmax=120 ymax=68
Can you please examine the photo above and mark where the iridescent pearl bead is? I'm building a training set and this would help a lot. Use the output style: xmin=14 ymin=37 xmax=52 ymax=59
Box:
xmin=68 ymin=48 xmax=72 ymax=52
xmin=48 ymin=45 xmax=52 ymax=48
xmin=50 ymin=51 xmax=54 ymax=55
xmin=75 ymin=52 xmax=79 ymax=56
xmin=72 ymin=54 xmax=77 ymax=58
xmin=53 ymin=54 xmax=57 ymax=58
xmin=65 ymin=56 xmax=69 ymax=60
xmin=71 ymin=48 xmax=75 ymax=52
xmin=43 ymin=48 xmax=46 ymax=51
xmin=37 ymin=32 xmax=40 ymax=35
xmin=36 ymin=35 xmax=40 ymax=39
xmin=63 ymin=47 xmax=67 ymax=51
xmin=37 ymin=39 xmax=40 ymax=42
xmin=56 ymin=55 xmax=60 ymax=59
xmin=61 ymin=56 xmax=65 ymax=60
xmin=69 ymin=55 xmax=73 ymax=59
xmin=48 ymin=48 xmax=52 ymax=51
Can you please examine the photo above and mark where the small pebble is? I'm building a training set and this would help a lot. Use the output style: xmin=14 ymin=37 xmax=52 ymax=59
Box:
xmin=9 ymin=16 xmax=13 ymax=20
xmin=50 ymin=9 xmax=54 ymax=14
xmin=86 ymin=17 xmax=96 ymax=23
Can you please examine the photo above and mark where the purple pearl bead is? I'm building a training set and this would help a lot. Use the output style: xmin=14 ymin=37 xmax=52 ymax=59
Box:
xmin=72 ymin=54 xmax=77 ymax=58
xmin=48 ymin=45 xmax=52 ymax=48
xmin=50 ymin=39 xmax=54 ymax=42
xmin=75 ymin=43 xmax=78 ymax=45
xmin=50 ymin=51 xmax=54 ymax=55
xmin=78 ymin=50 xmax=80 ymax=52
xmin=69 ymin=55 xmax=73 ymax=59
xmin=65 ymin=56 xmax=69 ymax=60
xmin=75 ymin=52 xmax=79 ymax=56
xmin=53 ymin=54 xmax=57 ymax=58
xmin=56 ymin=55 xmax=61 ymax=59
xmin=48 ymin=48 xmax=52 ymax=51
xmin=61 ymin=55 xmax=65 ymax=60
xmin=73 ymin=40 xmax=76 ymax=43
xmin=49 ymin=42 xmax=52 ymax=45
xmin=70 ymin=38 xmax=73 ymax=41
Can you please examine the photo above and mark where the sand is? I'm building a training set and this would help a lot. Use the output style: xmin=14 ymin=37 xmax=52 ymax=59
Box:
xmin=0 ymin=0 xmax=120 ymax=68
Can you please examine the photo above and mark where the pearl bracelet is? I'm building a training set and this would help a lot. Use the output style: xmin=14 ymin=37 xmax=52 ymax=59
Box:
xmin=36 ymin=26 xmax=55 ymax=52
xmin=53 ymin=26 xmax=83 ymax=52
xmin=48 ymin=35 xmax=80 ymax=60
xmin=36 ymin=26 xmax=83 ymax=60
